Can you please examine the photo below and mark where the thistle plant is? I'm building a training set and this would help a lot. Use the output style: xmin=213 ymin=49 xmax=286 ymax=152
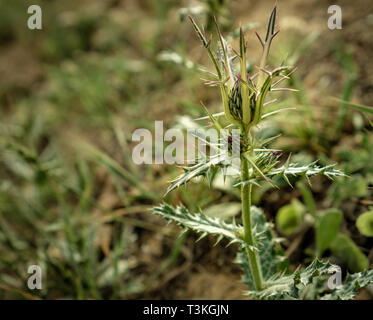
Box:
xmin=152 ymin=6 xmax=373 ymax=299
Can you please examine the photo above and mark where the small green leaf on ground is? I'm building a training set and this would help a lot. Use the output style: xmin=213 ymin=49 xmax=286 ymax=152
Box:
xmin=330 ymin=233 xmax=369 ymax=273
xmin=316 ymin=209 xmax=343 ymax=256
xmin=276 ymin=199 xmax=305 ymax=235
xmin=356 ymin=210 xmax=373 ymax=237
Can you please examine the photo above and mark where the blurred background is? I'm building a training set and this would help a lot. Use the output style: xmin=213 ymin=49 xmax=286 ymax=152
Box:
xmin=0 ymin=0 xmax=372 ymax=299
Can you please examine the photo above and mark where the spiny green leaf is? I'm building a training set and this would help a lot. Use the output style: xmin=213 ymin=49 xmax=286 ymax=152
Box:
xmin=245 ymin=259 xmax=333 ymax=300
xmin=152 ymin=204 xmax=256 ymax=251
xmin=322 ymin=269 xmax=373 ymax=300
xmin=245 ymin=257 xmax=373 ymax=300
xmin=266 ymin=162 xmax=345 ymax=182
xmin=166 ymin=155 xmax=229 ymax=195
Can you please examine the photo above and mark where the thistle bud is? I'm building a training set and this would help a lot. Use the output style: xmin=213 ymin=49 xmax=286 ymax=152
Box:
xmin=227 ymin=78 xmax=256 ymax=125
xmin=228 ymin=79 xmax=243 ymax=121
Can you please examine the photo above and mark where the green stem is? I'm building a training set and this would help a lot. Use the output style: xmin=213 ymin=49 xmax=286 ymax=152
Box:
xmin=240 ymin=131 xmax=264 ymax=291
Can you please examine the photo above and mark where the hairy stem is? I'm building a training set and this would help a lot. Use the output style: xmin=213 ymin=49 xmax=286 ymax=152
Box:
xmin=240 ymin=131 xmax=264 ymax=291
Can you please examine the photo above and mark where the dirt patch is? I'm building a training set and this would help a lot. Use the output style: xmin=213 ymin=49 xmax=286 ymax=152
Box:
xmin=182 ymin=271 xmax=246 ymax=299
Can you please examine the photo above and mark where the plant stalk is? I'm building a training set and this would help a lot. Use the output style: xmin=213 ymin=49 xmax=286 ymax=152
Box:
xmin=240 ymin=132 xmax=264 ymax=291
